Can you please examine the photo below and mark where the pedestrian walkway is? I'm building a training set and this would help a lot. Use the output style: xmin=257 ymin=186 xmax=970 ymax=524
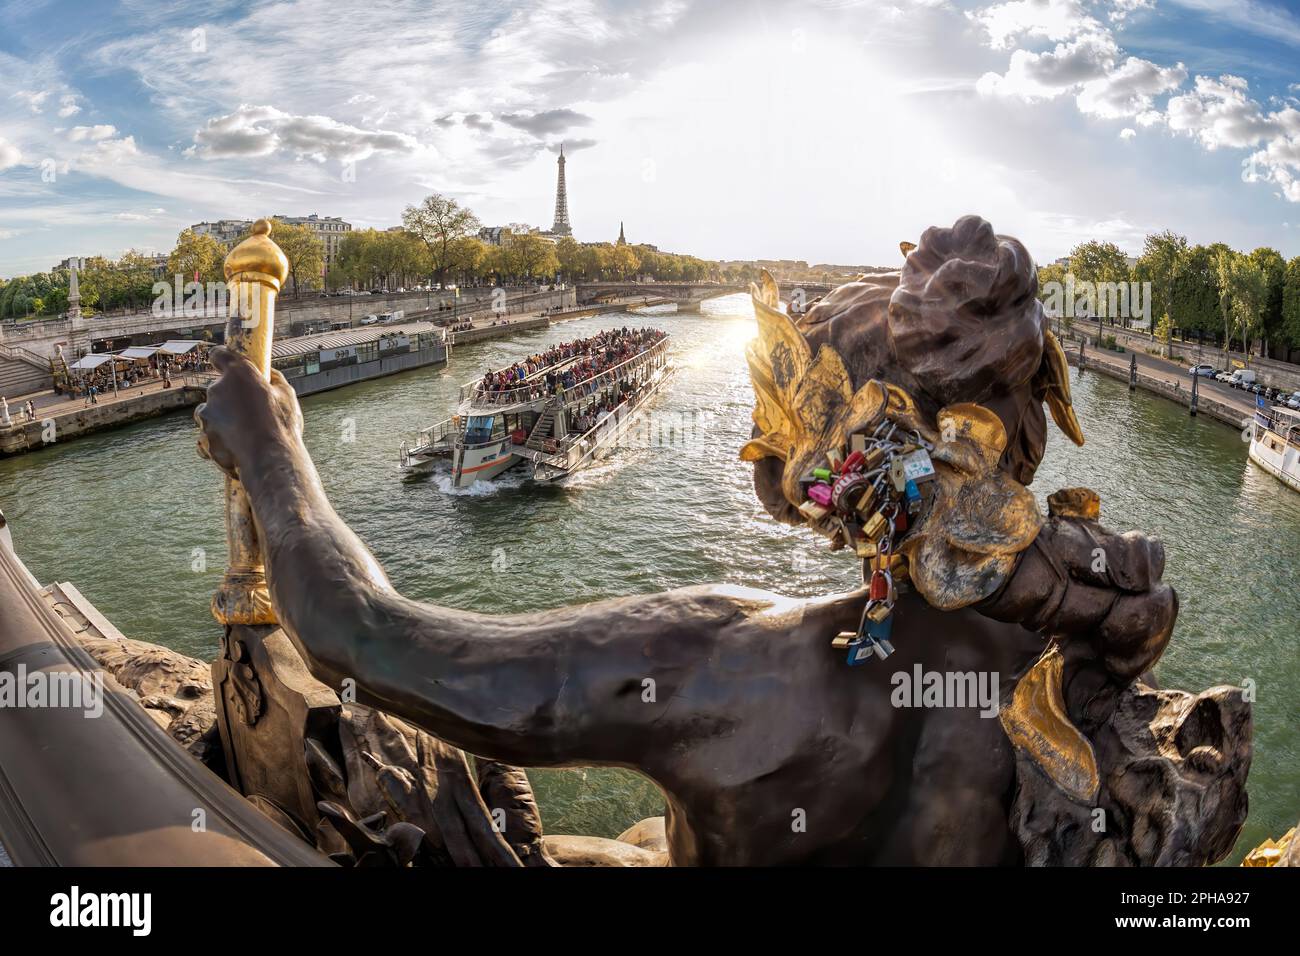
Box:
xmin=2 ymin=372 xmax=216 ymax=426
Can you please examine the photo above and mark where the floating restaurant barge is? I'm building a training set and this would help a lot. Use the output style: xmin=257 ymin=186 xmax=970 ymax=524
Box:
xmin=271 ymin=321 xmax=450 ymax=397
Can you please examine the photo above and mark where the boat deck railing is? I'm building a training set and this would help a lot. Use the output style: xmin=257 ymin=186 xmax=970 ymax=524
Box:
xmin=1256 ymin=407 xmax=1300 ymax=448
xmin=464 ymin=337 xmax=669 ymax=410
xmin=531 ymin=364 xmax=671 ymax=473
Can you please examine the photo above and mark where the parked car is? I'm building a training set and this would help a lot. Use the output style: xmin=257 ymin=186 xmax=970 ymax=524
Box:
xmin=359 ymin=314 xmax=380 ymax=326
xmin=1288 ymin=395 xmax=1300 ymax=410
xmin=1189 ymin=363 xmax=1217 ymax=377
xmin=1229 ymin=369 xmax=1257 ymax=388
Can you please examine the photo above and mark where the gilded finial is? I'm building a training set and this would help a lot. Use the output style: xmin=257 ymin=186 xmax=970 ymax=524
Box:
xmin=224 ymin=217 xmax=290 ymax=289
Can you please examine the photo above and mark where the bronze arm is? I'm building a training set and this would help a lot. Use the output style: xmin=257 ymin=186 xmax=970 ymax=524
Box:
xmin=196 ymin=349 xmax=865 ymax=771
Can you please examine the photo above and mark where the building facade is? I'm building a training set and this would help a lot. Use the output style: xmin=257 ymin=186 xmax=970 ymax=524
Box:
xmin=190 ymin=215 xmax=353 ymax=271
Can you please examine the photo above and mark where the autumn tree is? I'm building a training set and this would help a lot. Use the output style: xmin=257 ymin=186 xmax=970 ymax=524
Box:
xmin=167 ymin=229 xmax=225 ymax=286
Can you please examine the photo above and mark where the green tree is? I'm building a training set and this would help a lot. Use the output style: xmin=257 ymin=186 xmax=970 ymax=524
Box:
xmin=1134 ymin=231 xmax=1188 ymax=338
xmin=402 ymin=193 xmax=480 ymax=287
xmin=1169 ymin=244 xmax=1224 ymax=340
xmin=1215 ymin=248 xmax=1268 ymax=363
xmin=1249 ymin=247 xmax=1286 ymax=358
xmin=1282 ymin=256 xmax=1300 ymax=356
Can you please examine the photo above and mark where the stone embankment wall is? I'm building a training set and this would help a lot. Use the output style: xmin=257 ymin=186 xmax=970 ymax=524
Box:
xmin=0 ymin=386 xmax=205 ymax=457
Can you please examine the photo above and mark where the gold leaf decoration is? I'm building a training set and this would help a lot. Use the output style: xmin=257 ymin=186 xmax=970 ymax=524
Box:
xmin=1038 ymin=330 xmax=1084 ymax=447
xmin=1000 ymin=645 xmax=1100 ymax=804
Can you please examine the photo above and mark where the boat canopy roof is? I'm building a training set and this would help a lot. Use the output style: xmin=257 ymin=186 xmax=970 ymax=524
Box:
xmin=270 ymin=321 xmax=443 ymax=359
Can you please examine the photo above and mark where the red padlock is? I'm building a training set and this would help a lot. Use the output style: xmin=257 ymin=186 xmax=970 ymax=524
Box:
xmin=869 ymin=569 xmax=889 ymax=601
xmin=893 ymin=508 xmax=909 ymax=533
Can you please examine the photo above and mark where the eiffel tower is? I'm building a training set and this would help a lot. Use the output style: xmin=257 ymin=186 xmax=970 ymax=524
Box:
xmin=551 ymin=143 xmax=572 ymax=237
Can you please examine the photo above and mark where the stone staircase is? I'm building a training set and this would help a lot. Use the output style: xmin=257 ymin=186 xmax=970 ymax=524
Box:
xmin=0 ymin=345 xmax=52 ymax=398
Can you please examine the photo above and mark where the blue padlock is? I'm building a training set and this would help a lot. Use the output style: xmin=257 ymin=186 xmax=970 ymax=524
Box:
xmin=904 ymin=478 xmax=921 ymax=510
xmin=845 ymin=637 xmax=876 ymax=666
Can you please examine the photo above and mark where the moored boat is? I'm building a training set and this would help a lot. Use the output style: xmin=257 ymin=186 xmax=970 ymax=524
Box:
xmin=1248 ymin=404 xmax=1300 ymax=493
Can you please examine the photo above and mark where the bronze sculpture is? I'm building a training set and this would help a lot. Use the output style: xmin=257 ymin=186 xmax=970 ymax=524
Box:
xmin=194 ymin=215 xmax=1250 ymax=865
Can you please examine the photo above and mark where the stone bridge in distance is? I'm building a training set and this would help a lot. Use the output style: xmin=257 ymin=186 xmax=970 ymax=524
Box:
xmin=576 ymin=280 xmax=844 ymax=312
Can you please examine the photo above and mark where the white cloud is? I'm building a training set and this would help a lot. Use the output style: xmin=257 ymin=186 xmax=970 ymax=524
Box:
xmin=1076 ymin=56 xmax=1186 ymax=119
xmin=11 ymin=89 xmax=49 ymax=113
xmin=57 ymin=94 xmax=80 ymax=118
xmin=969 ymin=0 xmax=1099 ymax=50
xmin=1167 ymin=75 xmax=1284 ymax=149
xmin=187 ymin=104 xmax=419 ymax=163
xmin=1109 ymin=0 xmax=1152 ymax=22
xmin=0 ymin=138 xmax=21 ymax=171
xmin=977 ymin=31 xmax=1118 ymax=100
xmin=1119 ymin=127 xmax=1136 ymax=139
xmin=67 ymin=124 xmax=118 ymax=142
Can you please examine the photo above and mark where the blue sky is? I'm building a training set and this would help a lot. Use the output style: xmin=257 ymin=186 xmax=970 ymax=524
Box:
xmin=2 ymin=0 xmax=1300 ymax=278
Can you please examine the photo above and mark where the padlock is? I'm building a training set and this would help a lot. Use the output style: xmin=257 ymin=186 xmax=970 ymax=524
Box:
xmin=807 ymin=483 xmax=833 ymax=507
xmin=831 ymin=472 xmax=870 ymax=514
xmin=863 ymin=510 xmax=889 ymax=541
xmin=853 ymin=535 xmax=877 ymax=559
xmin=831 ymin=631 xmax=857 ymax=650
xmin=854 ymin=485 xmax=878 ymax=517
xmin=867 ymin=615 xmax=894 ymax=658
xmin=862 ymin=445 xmax=886 ymax=471
xmin=798 ymin=500 xmax=830 ymax=522
xmin=868 ymin=569 xmax=889 ymax=601
xmin=901 ymin=447 xmax=937 ymax=483
xmin=904 ymin=478 xmax=921 ymax=509
xmin=889 ymin=457 xmax=908 ymax=492
xmin=867 ymin=602 xmax=892 ymax=623
xmin=893 ymin=508 xmax=909 ymax=533
xmin=846 ymin=638 xmax=876 ymax=666
xmin=813 ymin=467 xmax=833 ymax=482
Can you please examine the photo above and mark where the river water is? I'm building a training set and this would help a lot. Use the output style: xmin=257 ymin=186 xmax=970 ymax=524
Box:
xmin=1 ymin=294 xmax=1295 ymax=863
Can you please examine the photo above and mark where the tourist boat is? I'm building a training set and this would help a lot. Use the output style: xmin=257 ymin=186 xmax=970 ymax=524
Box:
xmin=400 ymin=330 xmax=673 ymax=486
xmin=1248 ymin=403 xmax=1300 ymax=493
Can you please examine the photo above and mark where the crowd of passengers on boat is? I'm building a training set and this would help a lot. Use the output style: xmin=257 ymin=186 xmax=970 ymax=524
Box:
xmin=476 ymin=328 xmax=668 ymax=403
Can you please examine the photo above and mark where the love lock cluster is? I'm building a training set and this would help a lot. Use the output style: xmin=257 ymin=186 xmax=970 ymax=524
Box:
xmin=795 ymin=419 xmax=940 ymax=665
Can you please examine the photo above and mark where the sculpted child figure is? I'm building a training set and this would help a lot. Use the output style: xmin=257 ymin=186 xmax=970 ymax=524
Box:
xmin=196 ymin=215 xmax=1249 ymax=866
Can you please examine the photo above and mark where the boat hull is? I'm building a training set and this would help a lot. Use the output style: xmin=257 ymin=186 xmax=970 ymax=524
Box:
xmin=1248 ymin=432 xmax=1300 ymax=493
xmin=453 ymin=438 xmax=520 ymax=486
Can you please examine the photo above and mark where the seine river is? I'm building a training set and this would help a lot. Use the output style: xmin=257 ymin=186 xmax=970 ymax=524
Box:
xmin=2 ymin=294 xmax=1295 ymax=863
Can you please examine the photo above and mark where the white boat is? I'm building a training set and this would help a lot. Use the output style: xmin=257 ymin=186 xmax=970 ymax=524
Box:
xmin=1248 ymin=404 xmax=1300 ymax=493
xmin=400 ymin=330 xmax=673 ymax=486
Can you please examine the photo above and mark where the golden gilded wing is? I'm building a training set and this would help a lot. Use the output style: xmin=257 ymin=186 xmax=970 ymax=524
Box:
xmin=1039 ymin=330 xmax=1084 ymax=447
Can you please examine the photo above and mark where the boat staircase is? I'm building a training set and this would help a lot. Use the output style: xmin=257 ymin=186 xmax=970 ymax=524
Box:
xmin=525 ymin=405 xmax=557 ymax=451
